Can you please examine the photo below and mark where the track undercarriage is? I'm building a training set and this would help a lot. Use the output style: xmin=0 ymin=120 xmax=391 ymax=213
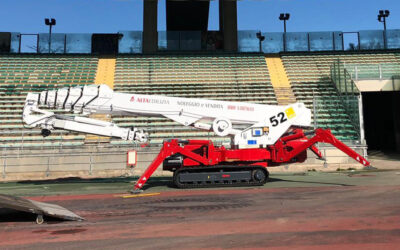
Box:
xmin=173 ymin=166 xmax=269 ymax=189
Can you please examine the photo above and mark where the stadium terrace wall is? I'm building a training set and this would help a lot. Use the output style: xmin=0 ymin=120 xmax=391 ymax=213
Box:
xmin=2 ymin=29 xmax=400 ymax=54
xmin=0 ymin=145 xmax=367 ymax=181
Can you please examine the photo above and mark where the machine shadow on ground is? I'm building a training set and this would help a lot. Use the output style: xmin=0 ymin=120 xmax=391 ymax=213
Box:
xmin=12 ymin=175 xmax=355 ymax=192
xmin=271 ymin=178 xmax=354 ymax=187
xmin=17 ymin=177 xmax=138 ymax=185
xmin=141 ymin=176 xmax=354 ymax=191
xmin=141 ymin=177 xmax=177 ymax=190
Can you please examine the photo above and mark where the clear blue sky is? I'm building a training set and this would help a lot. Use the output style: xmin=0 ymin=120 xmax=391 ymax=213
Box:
xmin=0 ymin=0 xmax=399 ymax=34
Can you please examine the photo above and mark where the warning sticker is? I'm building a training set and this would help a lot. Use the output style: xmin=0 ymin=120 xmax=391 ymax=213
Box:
xmin=285 ymin=107 xmax=296 ymax=119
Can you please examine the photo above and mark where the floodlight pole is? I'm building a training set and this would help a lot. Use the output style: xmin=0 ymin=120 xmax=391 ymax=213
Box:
xmin=279 ymin=13 xmax=290 ymax=52
xmin=383 ymin=18 xmax=387 ymax=31
xmin=283 ymin=19 xmax=287 ymax=33
xmin=378 ymin=10 xmax=390 ymax=49
xmin=45 ymin=18 xmax=56 ymax=53
xmin=49 ymin=25 xmax=52 ymax=53
xmin=256 ymin=31 xmax=265 ymax=53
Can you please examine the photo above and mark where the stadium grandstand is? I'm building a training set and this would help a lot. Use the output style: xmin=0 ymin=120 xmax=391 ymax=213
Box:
xmin=0 ymin=0 xmax=400 ymax=179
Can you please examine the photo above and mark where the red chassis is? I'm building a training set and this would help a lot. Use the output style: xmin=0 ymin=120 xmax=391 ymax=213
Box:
xmin=133 ymin=128 xmax=370 ymax=191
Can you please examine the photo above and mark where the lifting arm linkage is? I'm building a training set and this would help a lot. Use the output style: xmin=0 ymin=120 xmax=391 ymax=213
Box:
xmin=133 ymin=140 xmax=212 ymax=191
xmin=309 ymin=145 xmax=324 ymax=159
xmin=281 ymin=128 xmax=370 ymax=167
xmin=280 ymin=129 xmax=323 ymax=159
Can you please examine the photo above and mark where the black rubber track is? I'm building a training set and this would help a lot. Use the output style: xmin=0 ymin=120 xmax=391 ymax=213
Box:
xmin=173 ymin=165 xmax=269 ymax=189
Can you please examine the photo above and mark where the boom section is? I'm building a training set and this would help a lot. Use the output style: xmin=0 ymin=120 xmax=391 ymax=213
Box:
xmin=23 ymin=84 xmax=312 ymax=147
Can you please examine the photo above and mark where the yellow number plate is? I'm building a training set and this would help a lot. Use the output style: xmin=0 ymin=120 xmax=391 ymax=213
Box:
xmin=285 ymin=107 xmax=296 ymax=119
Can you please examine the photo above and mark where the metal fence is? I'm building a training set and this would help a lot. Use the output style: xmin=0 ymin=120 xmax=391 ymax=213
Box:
xmin=0 ymin=138 xmax=368 ymax=180
xmin=330 ymin=60 xmax=363 ymax=141
xmin=0 ymin=144 xmax=163 ymax=179
xmin=1 ymin=150 xmax=124 ymax=179
xmin=5 ymin=29 xmax=400 ymax=54
xmin=344 ymin=63 xmax=400 ymax=80
xmin=312 ymin=96 xmax=361 ymax=142
xmin=331 ymin=59 xmax=360 ymax=96
xmin=0 ymin=127 xmax=232 ymax=152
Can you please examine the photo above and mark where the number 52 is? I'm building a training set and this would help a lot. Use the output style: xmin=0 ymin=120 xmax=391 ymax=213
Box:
xmin=269 ymin=112 xmax=288 ymax=127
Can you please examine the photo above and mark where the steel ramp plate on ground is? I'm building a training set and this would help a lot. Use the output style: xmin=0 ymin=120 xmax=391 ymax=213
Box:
xmin=0 ymin=194 xmax=84 ymax=223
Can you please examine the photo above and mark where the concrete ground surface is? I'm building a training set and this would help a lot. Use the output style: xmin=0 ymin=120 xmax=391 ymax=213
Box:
xmin=0 ymin=170 xmax=400 ymax=249
xmin=368 ymin=150 xmax=400 ymax=170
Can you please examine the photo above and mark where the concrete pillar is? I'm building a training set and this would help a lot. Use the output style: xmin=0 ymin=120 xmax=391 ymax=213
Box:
xmin=219 ymin=0 xmax=238 ymax=52
xmin=143 ymin=0 xmax=158 ymax=53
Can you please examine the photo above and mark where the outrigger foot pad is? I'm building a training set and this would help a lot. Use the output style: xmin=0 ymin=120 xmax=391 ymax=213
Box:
xmin=130 ymin=189 xmax=143 ymax=194
xmin=363 ymin=165 xmax=377 ymax=170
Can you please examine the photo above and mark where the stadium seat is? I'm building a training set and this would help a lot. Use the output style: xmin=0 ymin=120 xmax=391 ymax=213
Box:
xmin=0 ymin=54 xmax=98 ymax=148
xmin=280 ymin=51 xmax=400 ymax=141
xmin=112 ymin=54 xmax=278 ymax=143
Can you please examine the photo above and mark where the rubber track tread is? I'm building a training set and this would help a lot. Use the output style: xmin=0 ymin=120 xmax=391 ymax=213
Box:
xmin=173 ymin=166 xmax=269 ymax=189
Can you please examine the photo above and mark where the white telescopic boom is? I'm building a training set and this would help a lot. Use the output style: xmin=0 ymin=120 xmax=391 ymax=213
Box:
xmin=23 ymin=84 xmax=312 ymax=147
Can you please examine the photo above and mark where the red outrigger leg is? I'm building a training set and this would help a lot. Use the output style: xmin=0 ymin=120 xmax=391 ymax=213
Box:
xmin=279 ymin=128 xmax=370 ymax=167
xmin=133 ymin=140 xmax=212 ymax=192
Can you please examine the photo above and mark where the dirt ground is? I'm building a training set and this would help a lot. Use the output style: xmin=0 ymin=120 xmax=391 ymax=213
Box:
xmin=1 ymin=170 xmax=400 ymax=250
